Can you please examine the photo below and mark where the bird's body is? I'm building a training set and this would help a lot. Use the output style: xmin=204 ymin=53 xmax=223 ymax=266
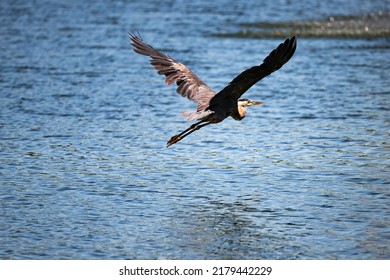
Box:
xmin=130 ymin=34 xmax=297 ymax=147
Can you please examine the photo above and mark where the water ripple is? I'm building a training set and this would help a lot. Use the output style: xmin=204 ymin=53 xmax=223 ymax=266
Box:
xmin=0 ymin=0 xmax=389 ymax=260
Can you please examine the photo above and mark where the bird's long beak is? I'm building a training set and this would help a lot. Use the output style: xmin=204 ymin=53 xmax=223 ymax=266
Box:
xmin=248 ymin=100 xmax=262 ymax=106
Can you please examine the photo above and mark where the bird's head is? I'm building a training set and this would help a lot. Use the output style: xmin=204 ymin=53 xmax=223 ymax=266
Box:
xmin=234 ymin=98 xmax=263 ymax=120
xmin=238 ymin=98 xmax=262 ymax=107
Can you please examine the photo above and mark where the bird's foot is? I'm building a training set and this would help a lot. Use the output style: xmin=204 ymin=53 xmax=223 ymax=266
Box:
xmin=166 ymin=135 xmax=182 ymax=148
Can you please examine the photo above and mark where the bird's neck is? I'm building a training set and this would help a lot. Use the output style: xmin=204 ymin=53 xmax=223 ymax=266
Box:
xmin=232 ymin=105 xmax=246 ymax=121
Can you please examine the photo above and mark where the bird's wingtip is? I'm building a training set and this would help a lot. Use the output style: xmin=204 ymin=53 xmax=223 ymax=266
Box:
xmin=128 ymin=30 xmax=142 ymax=41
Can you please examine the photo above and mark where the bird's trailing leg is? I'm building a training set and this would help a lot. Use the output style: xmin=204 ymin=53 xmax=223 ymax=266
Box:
xmin=166 ymin=120 xmax=212 ymax=147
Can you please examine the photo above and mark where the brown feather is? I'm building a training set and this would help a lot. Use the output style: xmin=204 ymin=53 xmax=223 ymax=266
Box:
xmin=130 ymin=34 xmax=216 ymax=118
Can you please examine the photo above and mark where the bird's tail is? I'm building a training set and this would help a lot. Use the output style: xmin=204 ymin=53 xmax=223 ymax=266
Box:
xmin=180 ymin=110 xmax=213 ymax=122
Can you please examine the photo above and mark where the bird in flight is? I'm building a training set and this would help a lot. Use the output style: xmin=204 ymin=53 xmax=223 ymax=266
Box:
xmin=130 ymin=34 xmax=297 ymax=147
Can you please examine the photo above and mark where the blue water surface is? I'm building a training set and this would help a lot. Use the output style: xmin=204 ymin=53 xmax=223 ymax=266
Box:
xmin=0 ymin=0 xmax=389 ymax=259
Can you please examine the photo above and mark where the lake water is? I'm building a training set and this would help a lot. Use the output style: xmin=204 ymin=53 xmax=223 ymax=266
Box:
xmin=0 ymin=0 xmax=389 ymax=259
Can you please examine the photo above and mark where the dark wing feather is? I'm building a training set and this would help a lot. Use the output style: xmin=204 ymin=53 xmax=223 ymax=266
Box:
xmin=130 ymin=34 xmax=216 ymax=112
xmin=211 ymin=36 xmax=297 ymax=103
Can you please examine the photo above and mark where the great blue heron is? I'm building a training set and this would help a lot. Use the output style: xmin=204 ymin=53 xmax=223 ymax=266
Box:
xmin=130 ymin=34 xmax=297 ymax=147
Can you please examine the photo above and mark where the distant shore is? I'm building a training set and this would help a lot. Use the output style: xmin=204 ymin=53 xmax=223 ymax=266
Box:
xmin=215 ymin=11 xmax=390 ymax=38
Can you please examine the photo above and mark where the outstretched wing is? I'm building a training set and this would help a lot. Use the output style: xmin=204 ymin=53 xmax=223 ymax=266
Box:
xmin=211 ymin=36 xmax=297 ymax=104
xmin=130 ymin=34 xmax=216 ymax=117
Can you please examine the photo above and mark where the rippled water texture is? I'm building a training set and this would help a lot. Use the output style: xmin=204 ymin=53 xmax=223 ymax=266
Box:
xmin=1 ymin=0 xmax=389 ymax=259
